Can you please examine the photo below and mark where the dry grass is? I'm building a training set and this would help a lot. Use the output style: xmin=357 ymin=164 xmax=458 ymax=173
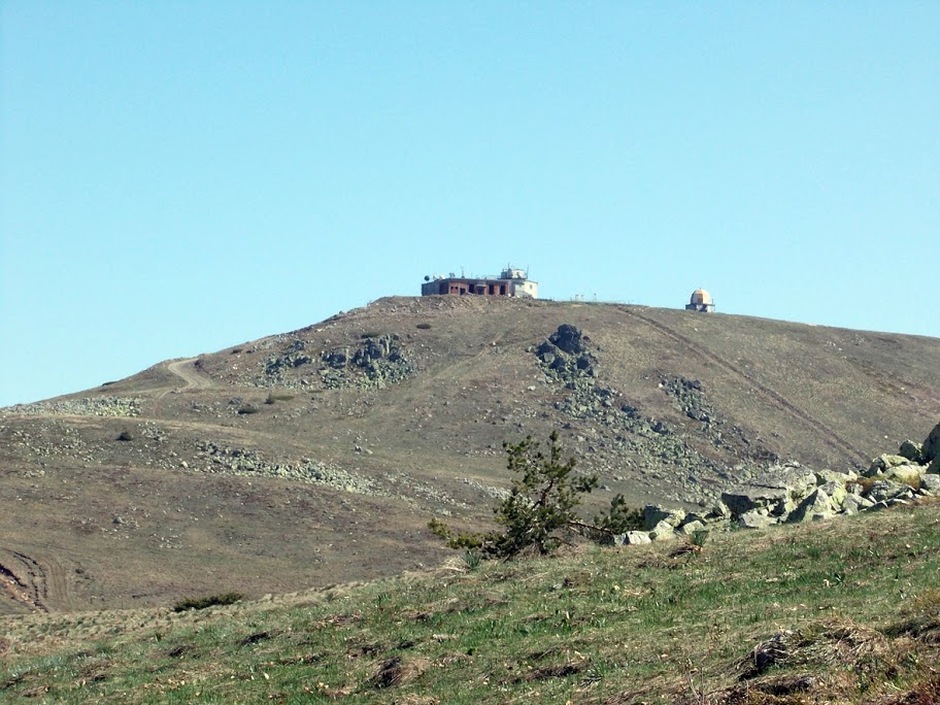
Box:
xmin=2 ymin=499 xmax=939 ymax=704
xmin=1 ymin=295 xmax=939 ymax=617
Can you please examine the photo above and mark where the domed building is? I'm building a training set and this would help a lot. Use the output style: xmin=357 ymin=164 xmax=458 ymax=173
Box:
xmin=685 ymin=288 xmax=715 ymax=313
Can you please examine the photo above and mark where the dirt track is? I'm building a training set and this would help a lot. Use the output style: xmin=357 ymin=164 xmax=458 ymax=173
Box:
xmin=620 ymin=307 xmax=870 ymax=465
xmin=0 ymin=551 xmax=73 ymax=614
xmin=163 ymin=358 xmax=215 ymax=393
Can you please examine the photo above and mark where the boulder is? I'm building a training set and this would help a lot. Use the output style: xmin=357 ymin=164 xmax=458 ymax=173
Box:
xmin=884 ymin=464 xmax=924 ymax=488
xmin=866 ymin=454 xmax=911 ymax=477
xmin=643 ymin=505 xmax=686 ymax=530
xmin=842 ymin=493 xmax=874 ymax=515
xmin=898 ymin=440 xmax=924 ymax=463
xmin=549 ymin=324 xmax=586 ymax=355
xmin=738 ymin=509 xmax=775 ymax=529
xmin=721 ymin=486 xmax=789 ymax=518
xmin=787 ymin=488 xmax=834 ymax=523
xmin=867 ymin=480 xmax=914 ymax=503
xmin=819 ymin=480 xmax=848 ymax=508
xmin=704 ymin=502 xmax=731 ymax=521
xmin=648 ymin=520 xmax=678 ymax=542
xmin=624 ymin=531 xmax=653 ymax=545
xmin=678 ymin=520 xmax=706 ymax=535
xmin=923 ymin=422 xmax=940 ymax=462
xmin=919 ymin=474 xmax=940 ymax=494
xmin=814 ymin=469 xmax=851 ymax=485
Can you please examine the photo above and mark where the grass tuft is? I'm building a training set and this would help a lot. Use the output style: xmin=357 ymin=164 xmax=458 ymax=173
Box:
xmin=171 ymin=592 xmax=244 ymax=613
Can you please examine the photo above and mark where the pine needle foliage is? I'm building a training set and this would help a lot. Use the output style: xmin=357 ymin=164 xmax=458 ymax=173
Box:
xmin=431 ymin=431 xmax=636 ymax=559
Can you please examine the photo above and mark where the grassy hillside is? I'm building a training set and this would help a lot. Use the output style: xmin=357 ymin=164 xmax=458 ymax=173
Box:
xmin=2 ymin=500 xmax=938 ymax=704
xmin=2 ymin=296 xmax=939 ymax=612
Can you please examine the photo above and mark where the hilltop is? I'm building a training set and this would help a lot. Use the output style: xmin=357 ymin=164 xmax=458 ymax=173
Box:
xmin=2 ymin=296 xmax=939 ymax=613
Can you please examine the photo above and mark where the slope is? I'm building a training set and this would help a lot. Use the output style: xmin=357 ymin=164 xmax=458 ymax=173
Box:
xmin=1 ymin=296 xmax=938 ymax=612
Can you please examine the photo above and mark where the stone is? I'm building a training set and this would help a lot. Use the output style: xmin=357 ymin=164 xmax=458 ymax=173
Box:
xmin=884 ymin=464 xmax=923 ymax=488
xmin=643 ymin=505 xmax=686 ymax=530
xmin=819 ymin=480 xmax=848 ymax=508
xmin=649 ymin=520 xmax=677 ymax=541
xmin=704 ymin=502 xmax=731 ymax=521
xmin=867 ymin=480 xmax=913 ymax=503
xmin=865 ymin=454 xmax=911 ymax=477
xmin=624 ymin=531 xmax=653 ymax=545
xmin=549 ymin=324 xmax=586 ymax=355
xmin=787 ymin=488 xmax=834 ymax=523
xmin=679 ymin=520 xmax=706 ymax=535
xmin=814 ymin=469 xmax=849 ymax=485
xmin=922 ymin=422 xmax=940 ymax=462
xmin=928 ymin=457 xmax=940 ymax=475
xmin=898 ymin=440 xmax=924 ymax=463
xmin=721 ymin=486 xmax=789 ymax=517
xmin=842 ymin=493 xmax=874 ymax=514
xmin=738 ymin=508 xmax=775 ymax=529
xmin=920 ymin=474 xmax=940 ymax=493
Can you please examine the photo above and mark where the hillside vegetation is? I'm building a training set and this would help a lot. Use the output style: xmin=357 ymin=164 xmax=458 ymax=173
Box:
xmin=1 ymin=499 xmax=938 ymax=704
xmin=1 ymin=296 xmax=939 ymax=612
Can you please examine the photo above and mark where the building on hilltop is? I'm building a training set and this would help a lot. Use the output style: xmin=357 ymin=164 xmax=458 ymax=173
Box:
xmin=421 ymin=266 xmax=539 ymax=299
xmin=685 ymin=288 xmax=715 ymax=313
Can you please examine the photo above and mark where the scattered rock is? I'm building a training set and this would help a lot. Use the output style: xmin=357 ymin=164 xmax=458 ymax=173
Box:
xmin=898 ymin=440 xmax=924 ymax=463
xmin=4 ymin=397 xmax=141 ymax=417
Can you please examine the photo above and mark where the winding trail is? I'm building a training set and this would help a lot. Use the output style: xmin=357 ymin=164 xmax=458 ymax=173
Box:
xmin=149 ymin=358 xmax=216 ymax=416
xmin=620 ymin=307 xmax=869 ymax=466
xmin=164 ymin=358 xmax=215 ymax=394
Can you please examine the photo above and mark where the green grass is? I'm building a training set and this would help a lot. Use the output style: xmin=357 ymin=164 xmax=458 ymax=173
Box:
xmin=2 ymin=501 xmax=940 ymax=704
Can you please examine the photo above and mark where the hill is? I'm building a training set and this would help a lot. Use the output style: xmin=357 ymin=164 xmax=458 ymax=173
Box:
xmin=1 ymin=499 xmax=938 ymax=704
xmin=2 ymin=296 xmax=939 ymax=612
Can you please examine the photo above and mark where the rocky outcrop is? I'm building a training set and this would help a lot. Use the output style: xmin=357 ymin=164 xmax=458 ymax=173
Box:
xmin=319 ymin=334 xmax=414 ymax=389
xmin=535 ymin=324 xmax=596 ymax=380
xmin=258 ymin=334 xmax=414 ymax=390
xmin=923 ymin=424 xmax=940 ymax=463
xmin=629 ymin=420 xmax=940 ymax=544
xmin=533 ymin=325 xmax=753 ymax=506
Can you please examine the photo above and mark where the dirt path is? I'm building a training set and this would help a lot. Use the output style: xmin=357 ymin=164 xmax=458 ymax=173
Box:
xmin=621 ymin=308 xmax=869 ymax=466
xmin=164 ymin=358 xmax=215 ymax=394
xmin=0 ymin=551 xmax=57 ymax=613
xmin=149 ymin=358 xmax=216 ymax=416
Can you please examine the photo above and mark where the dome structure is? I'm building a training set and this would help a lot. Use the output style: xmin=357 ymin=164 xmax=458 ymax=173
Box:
xmin=685 ymin=288 xmax=715 ymax=313
xmin=690 ymin=289 xmax=712 ymax=306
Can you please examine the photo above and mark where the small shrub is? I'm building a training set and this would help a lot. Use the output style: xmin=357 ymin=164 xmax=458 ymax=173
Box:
xmin=172 ymin=592 xmax=244 ymax=613
xmin=237 ymin=405 xmax=259 ymax=415
xmin=264 ymin=392 xmax=295 ymax=405
xmin=116 ymin=430 xmax=134 ymax=442
xmin=463 ymin=549 xmax=482 ymax=570
xmin=416 ymin=323 xmax=432 ymax=330
xmin=593 ymin=494 xmax=644 ymax=534
xmin=431 ymin=431 xmax=633 ymax=559
xmin=689 ymin=528 xmax=709 ymax=548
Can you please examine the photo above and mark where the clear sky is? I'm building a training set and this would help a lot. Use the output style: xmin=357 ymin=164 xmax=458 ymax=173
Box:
xmin=2 ymin=2 xmax=937 ymax=406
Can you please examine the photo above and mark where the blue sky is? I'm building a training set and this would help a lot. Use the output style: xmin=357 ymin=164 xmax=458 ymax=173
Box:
xmin=2 ymin=2 xmax=937 ymax=406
